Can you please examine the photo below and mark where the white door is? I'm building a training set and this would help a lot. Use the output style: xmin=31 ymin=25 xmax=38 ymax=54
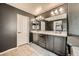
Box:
xmin=17 ymin=14 xmax=29 ymax=46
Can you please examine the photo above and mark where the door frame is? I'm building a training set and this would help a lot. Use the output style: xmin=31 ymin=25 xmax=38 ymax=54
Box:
xmin=17 ymin=14 xmax=30 ymax=47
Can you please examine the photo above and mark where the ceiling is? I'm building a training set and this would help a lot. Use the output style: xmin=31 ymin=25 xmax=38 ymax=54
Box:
xmin=7 ymin=3 xmax=63 ymax=16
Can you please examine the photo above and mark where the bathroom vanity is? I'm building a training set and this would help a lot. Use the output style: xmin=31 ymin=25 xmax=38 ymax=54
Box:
xmin=30 ymin=4 xmax=68 ymax=56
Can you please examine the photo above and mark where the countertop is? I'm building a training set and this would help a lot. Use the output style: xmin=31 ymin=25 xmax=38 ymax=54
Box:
xmin=31 ymin=30 xmax=67 ymax=37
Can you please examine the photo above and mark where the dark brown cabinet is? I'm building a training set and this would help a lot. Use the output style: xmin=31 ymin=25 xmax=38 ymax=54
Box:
xmin=54 ymin=37 xmax=66 ymax=55
xmin=33 ymin=34 xmax=46 ymax=48
xmin=38 ymin=35 xmax=46 ymax=48
xmin=33 ymin=33 xmax=39 ymax=44
xmin=46 ymin=36 xmax=54 ymax=51
xmin=32 ymin=34 xmax=67 ymax=56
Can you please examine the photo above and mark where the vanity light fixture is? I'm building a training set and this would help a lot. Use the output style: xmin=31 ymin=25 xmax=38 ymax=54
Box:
xmin=59 ymin=7 xmax=65 ymax=14
xmin=54 ymin=9 xmax=59 ymax=15
xmin=51 ymin=11 xmax=55 ymax=16
xmin=36 ymin=15 xmax=44 ymax=21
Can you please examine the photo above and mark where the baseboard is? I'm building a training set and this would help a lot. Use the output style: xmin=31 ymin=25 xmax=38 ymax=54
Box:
xmin=0 ymin=43 xmax=29 ymax=55
xmin=0 ymin=47 xmax=17 ymax=55
xmin=17 ymin=43 xmax=29 ymax=47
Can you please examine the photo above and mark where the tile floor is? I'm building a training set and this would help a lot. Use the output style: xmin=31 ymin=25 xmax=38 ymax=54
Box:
xmin=0 ymin=43 xmax=57 ymax=56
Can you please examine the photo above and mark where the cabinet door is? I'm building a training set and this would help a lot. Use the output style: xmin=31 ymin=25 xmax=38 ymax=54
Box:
xmin=33 ymin=33 xmax=39 ymax=44
xmin=46 ymin=36 xmax=54 ymax=51
xmin=38 ymin=35 xmax=46 ymax=48
xmin=33 ymin=34 xmax=46 ymax=48
xmin=54 ymin=37 xmax=66 ymax=55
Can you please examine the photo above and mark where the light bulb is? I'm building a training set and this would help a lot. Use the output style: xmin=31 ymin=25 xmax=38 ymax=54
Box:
xmin=55 ymin=9 xmax=59 ymax=15
xmin=51 ymin=11 xmax=55 ymax=16
xmin=36 ymin=15 xmax=44 ymax=21
xmin=59 ymin=7 xmax=65 ymax=14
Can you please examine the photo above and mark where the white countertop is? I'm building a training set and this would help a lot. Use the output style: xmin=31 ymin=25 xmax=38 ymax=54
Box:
xmin=31 ymin=30 xmax=67 ymax=37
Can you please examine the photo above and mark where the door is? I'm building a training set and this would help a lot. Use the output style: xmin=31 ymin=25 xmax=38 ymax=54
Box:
xmin=17 ymin=14 xmax=29 ymax=46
